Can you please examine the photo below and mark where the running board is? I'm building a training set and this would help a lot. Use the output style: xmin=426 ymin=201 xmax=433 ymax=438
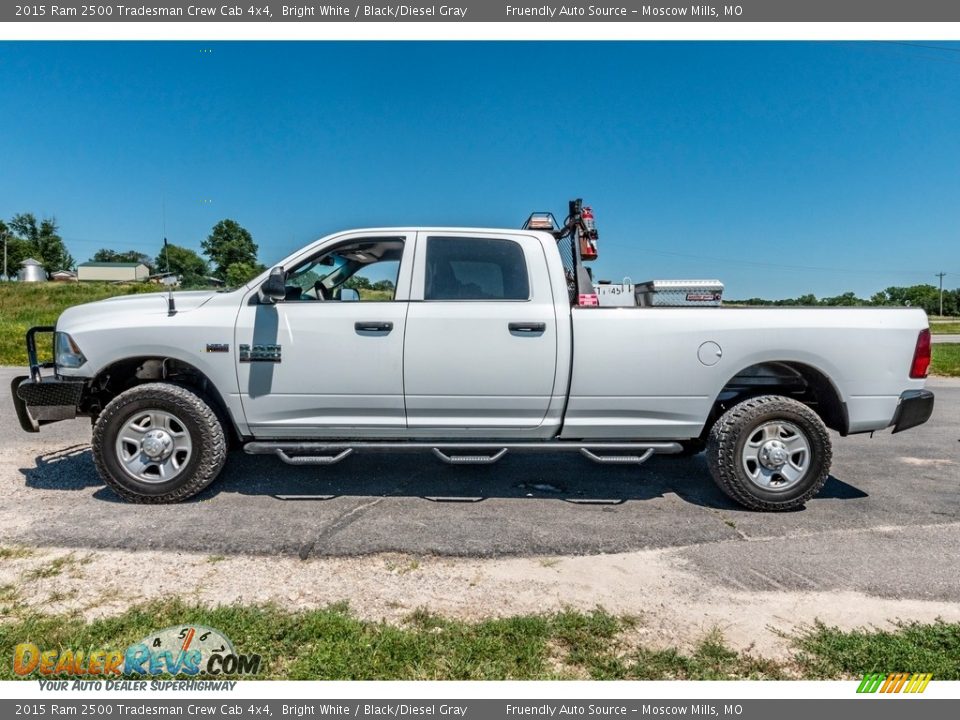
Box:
xmin=245 ymin=441 xmax=681 ymax=466
xmin=580 ymin=448 xmax=654 ymax=465
xmin=274 ymin=448 xmax=353 ymax=466
xmin=432 ymin=447 xmax=508 ymax=465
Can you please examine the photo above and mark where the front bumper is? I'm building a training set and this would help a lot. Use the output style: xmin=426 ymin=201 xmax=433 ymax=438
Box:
xmin=11 ymin=374 xmax=85 ymax=432
xmin=10 ymin=325 xmax=86 ymax=433
xmin=891 ymin=389 xmax=935 ymax=434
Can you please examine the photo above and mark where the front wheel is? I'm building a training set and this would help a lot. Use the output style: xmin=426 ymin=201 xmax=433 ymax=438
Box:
xmin=706 ymin=395 xmax=831 ymax=511
xmin=92 ymin=383 xmax=227 ymax=503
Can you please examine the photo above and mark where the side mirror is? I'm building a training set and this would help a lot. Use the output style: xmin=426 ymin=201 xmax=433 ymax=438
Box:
xmin=258 ymin=266 xmax=286 ymax=304
xmin=339 ymin=287 xmax=360 ymax=302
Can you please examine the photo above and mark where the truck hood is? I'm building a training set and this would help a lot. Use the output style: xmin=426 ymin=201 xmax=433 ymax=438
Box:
xmin=57 ymin=290 xmax=219 ymax=330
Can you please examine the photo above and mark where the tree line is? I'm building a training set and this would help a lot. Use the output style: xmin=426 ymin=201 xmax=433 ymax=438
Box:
xmin=344 ymin=276 xmax=396 ymax=292
xmin=0 ymin=213 xmax=74 ymax=275
xmin=1 ymin=214 xmax=264 ymax=287
xmin=1 ymin=213 xmax=954 ymax=311
xmin=732 ymin=284 xmax=959 ymax=316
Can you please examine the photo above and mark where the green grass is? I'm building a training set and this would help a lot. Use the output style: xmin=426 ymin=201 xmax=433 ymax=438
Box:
xmin=0 ymin=282 xmax=393 ymax=365
xmin=0 ymin=282 xmax=161 ymax=366
xmin=793 ymin=620 xmax=960 ymax=680
xmin=358 ymin=289 xmax=393 ymax=302
xmin=22 ymin=554 xmax=77 ymax=581
xmin=0 ymin=600 xmax=957 ymax=680
xmin=0 ymin=547 xmax=34 ymax=561
xmin=932 ymin=344 xmax=960 ymax=377
xmin=929 ymin=322 xmax=960 ymax=334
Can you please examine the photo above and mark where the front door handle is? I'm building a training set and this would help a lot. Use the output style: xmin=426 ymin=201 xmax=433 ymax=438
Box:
xmin=355 ymin=321 xmax=393 ymax=333
xmin=508 ymin=322 xmax=546 ymax=334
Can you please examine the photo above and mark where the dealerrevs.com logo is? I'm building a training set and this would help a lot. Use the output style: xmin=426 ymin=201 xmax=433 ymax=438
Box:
xmin=13 ymin=625 xmax=261 ymax=678
xmin=857 ymin=673 xmax=933 ymax=694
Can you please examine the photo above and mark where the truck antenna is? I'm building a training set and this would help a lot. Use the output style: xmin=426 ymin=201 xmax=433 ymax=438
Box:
xmin=164 ymin=237 xmax=176 ymax=315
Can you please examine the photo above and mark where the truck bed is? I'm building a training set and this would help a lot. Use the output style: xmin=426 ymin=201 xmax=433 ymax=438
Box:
xmin=561 ymin=306 xmax=929 ymax=439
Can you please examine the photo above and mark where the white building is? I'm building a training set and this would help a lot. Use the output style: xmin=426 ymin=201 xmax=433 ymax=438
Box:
xmin=77 ymin=262 xmax=150 ymax=282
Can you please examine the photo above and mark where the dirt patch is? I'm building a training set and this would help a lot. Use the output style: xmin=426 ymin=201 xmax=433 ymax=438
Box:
xmin=3 ymin=543 xmax=958 ymax=659
xmin=899 ymin=457 xmax=956 ymax=466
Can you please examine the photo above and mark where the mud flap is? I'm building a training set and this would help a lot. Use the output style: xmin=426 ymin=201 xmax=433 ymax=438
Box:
xmin=11 ymin=375 xmax=39 ymax=432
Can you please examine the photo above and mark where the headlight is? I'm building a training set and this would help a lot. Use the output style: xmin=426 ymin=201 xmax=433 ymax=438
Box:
xmin=54 ymin=332 xmax=87 ymax=369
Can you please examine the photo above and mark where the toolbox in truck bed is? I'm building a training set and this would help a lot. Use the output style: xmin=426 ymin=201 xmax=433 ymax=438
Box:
xmin=634 ymin=279 xmax=724 ymax=307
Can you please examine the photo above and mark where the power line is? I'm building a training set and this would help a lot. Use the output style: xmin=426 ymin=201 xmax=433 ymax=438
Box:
xmin=841 ymin=41 xmax=960 ymax=67
xmin=607 ymin=243 xmax=958 ymax=277
xmin=936 ymin=272 xmax=947 ymax=316
xmin=879 ymin=41 xmax=960 ymax=55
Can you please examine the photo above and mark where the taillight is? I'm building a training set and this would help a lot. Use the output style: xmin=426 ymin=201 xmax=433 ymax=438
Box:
xmin=910 ymin=329 xmax=931 ymax=379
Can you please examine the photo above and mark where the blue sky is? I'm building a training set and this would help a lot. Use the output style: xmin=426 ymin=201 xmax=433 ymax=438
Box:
xmin=1 ymin=41 xmax=958 ymax=298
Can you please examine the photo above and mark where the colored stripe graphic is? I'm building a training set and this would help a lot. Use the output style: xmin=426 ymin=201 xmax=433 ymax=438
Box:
xmin=905 ymin=673 xmax=933 ymax=693
xmin=857 ymin=672 xmax=932 ymax=694
xmin=857 ymin=673 xmax=886 ymax=693
xmin=887 ymin=673 xmax=909 ymax=693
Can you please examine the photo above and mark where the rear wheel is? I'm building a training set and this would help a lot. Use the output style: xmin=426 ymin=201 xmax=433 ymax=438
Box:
xmin=92 ymin=383 xmax=226 ymax=503
xmin=706 ymin=394 xmax=831 ymax=511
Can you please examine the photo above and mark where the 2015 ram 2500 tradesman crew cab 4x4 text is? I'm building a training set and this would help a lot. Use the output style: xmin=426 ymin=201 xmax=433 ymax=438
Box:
xmin=11 ymin=221 xmax=935 ymax=511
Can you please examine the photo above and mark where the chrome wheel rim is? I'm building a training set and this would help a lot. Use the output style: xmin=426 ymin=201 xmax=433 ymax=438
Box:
xmin=115 ymin=410 xmax=192 ymax=484
xmin=741 ymin=420 xmax=811 ymax=492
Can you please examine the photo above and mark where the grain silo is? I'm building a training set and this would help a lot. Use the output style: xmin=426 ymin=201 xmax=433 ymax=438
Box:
xmin=17 ymin=258 xmax=46 ymax=283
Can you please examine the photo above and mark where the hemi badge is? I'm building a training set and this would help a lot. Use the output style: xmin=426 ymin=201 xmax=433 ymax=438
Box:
xmin=239 ymin=344 xmax=282 ymax=363
xmin=206 ymin=343 xmax=229 ymax=353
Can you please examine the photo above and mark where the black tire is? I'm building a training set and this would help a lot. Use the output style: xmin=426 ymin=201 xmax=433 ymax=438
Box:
xmin=92 ymin=383 xmax=226 ymax=503
xmin=706 ymin=395 xmax=831 ymax=511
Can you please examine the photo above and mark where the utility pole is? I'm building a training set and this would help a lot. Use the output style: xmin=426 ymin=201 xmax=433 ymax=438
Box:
xmin=935 ymin=272 xmax=946 ymax=317
xmin=2 ymin=229 xmax=7 ymax=281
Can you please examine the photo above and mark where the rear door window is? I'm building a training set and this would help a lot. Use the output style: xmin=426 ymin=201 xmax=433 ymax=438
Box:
xmin=424 ymin=237 xmax=529 ymax=301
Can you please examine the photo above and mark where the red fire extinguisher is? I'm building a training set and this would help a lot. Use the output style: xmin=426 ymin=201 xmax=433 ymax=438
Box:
xmin=579 ymin=206 xmax=598 ymax=261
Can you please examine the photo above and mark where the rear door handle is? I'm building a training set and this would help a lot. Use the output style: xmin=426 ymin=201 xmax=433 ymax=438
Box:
xmin=355 ymin=321 xmax=393 ymax=333
xmin=508 ymin=322 xmax=546 ymax=334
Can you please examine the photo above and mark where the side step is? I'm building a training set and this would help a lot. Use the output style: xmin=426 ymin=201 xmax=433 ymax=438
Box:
xmin=432 ymin=447 xmax=508 ymax=465
xmin=274 ymin=448 xmax=353 ymax=466
xmin=245 ymin=441 xmax=681 ymax=467
xmin=580 ymin=448 xmax=655 ymax=465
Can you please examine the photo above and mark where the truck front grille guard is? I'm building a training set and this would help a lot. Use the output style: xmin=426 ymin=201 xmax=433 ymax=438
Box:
xmin=26 ymin=326 xmax=56 ymax=381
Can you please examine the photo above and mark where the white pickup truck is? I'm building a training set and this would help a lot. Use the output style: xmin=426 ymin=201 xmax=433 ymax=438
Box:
xmin=11 ymin=216 xmax=935 ymax=511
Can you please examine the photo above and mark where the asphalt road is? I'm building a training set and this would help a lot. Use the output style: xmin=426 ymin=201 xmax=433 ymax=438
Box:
xmin=2 ymin=368 xmax=958 ymax=601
